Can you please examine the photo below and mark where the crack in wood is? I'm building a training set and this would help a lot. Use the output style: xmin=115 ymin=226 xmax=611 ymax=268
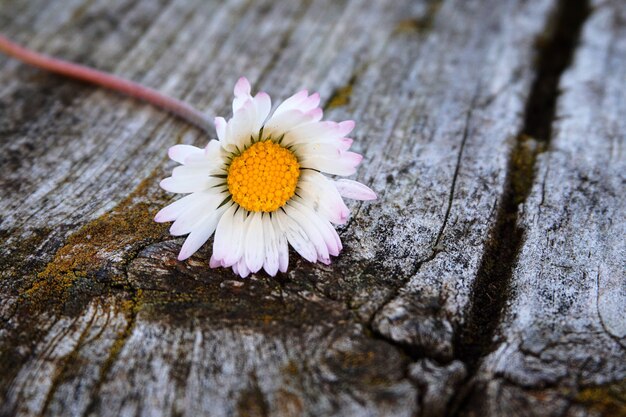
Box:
xmin=433 ymin=87 xmax=480 ymax=249
xmin=450 ymin=0 xmax=592 ymax=414
xmin=365 ymin=84 xmax=482 ymax=366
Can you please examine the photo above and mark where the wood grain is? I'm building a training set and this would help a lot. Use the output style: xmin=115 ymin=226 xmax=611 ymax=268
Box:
xmin=0 ymin=0 xmax=623 ymax=416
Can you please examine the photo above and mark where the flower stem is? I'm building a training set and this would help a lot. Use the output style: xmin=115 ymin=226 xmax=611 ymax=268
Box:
xmin=0 ymin=34 xmax=212 ymax=132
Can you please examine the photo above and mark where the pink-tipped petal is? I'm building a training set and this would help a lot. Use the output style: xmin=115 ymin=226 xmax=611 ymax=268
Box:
xmin=346 ymin=151 xmax=363 ymax=164
xmin=236 ymin=258 xmax=251 ymax=278
xmin=338 ymin=120 xmax=355 ymax=136
xmin=299 ymin=92 xmax=320 ymax=113
xmin=232 ymin=78 xmax=254 ymax=113
xmin=209 ymin=255 xmax=221 ymax=268
xmin=334 ymin=179 xmax=377 ymax=201
xmin=307 ymin=107 xmax=323 ymax=122
xmin=234 ymin=77 xmax=251 ymax=97
xmin=273 ymin=89 xmax=309 ymax=117
xmin=338 ymin=207 xmax=349 ymax=224
xmin=339 ymin=138 xmax=353 ymax=151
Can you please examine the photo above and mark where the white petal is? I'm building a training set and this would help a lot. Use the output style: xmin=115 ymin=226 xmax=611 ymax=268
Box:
xmin=298 ymin=171 xmax=350 ymax=224
xmin=212 ymin=203 xmax=237 ymax=262
xmin=244 ymin=212 xmax=265 ymax=273
xmin=280 ymin=122 xmax=324 ymax=147
xmin=334 ymin=179 xmax=377 ymax=201
xmin=299 ymin=151 xmax=363 ymax=176
xmin=235 ymin=257 xmax=251 ymax=278
xmin=215 ymin=117 xmax=227 ymax=141
xmin=171 ymin=165 xmax=210 ymax=178
xmin=181 ymin=143 xmax=226 ymax=169
xmin=275 ymin=209 xmax=317 ymax=263
xmin=155 ymin=191 xmax=215 ymax=223
xmin=177 ymin=205 xmax=228 ymax=260
xmin=224 ymin=208 xmax=248 ymax=267
xmin=169 ymin=193 xmax=222 ymax=236
xmin=205 ymin=139 xmax=222 ymax=157
xmin=225 ymin=100 xmax=255 ymax=151
xmin=253 ymin=92 xmax=271 ymax=131
xmin=160 ymin=176 xmax=215 ymax=194
xmin=168 ymin=145 xmax=204 ymax=164
xmin=262 ymin=214 xmax=279 ymax=276
xmin=282 ymin=120 xmax=352 ymax=147
xmin=182 ymin=152 xmax=222 ymax=169
xmin=264 ymin=109 xmax=318 ymax=138
xmin=290 ymin=199 xmax=341 ymax=256
xmin=284 ymin=203 xmax=330 ymax=264
xmin=290 ymin=142 xmax=343 ymax=159
xmin=273 ymin=215 xmax=289 ymax=273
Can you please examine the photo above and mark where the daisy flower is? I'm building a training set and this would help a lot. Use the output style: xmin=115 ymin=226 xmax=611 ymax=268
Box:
xmin=155 ymin=77 xmax=376 ymax=277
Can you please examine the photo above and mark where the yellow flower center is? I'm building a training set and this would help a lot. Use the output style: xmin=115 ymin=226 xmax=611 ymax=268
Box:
xmin=227 ymin=140 xmax=300 ymax=212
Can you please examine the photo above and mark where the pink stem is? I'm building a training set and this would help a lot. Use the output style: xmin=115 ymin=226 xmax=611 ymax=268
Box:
xmin=0 ymin=34 xmax=211 ymax=131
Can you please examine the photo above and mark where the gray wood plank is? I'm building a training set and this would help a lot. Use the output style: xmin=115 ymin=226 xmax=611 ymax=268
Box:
xmin=462 ymin=1 xmax=626 ymax=415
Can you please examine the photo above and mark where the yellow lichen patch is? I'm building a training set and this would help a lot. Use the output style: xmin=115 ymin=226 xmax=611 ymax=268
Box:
xmin=227 ymin=140 xmax=299 ymax=212
xmin=24 ymin=173 xmax=169 ymax=310
xmin=283 ymin=360 xmax=299 ymax=377
xmin=327 ymin=83 xmax=353 ymax=109
xmin=394 ymin=1 xmax=443 ymax=34
xmin=576 ymin=381 xmax=626 ymax=416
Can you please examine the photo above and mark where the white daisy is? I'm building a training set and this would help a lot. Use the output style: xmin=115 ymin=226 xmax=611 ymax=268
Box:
xmin=155 ymin=77 xmax=376 ymax=277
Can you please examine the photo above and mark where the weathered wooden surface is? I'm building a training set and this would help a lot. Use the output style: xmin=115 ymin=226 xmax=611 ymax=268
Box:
xmin=463 ymin=2 xmax=626 ymax=415
xmin=0 ymin=0 xmax=623 ymax=416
